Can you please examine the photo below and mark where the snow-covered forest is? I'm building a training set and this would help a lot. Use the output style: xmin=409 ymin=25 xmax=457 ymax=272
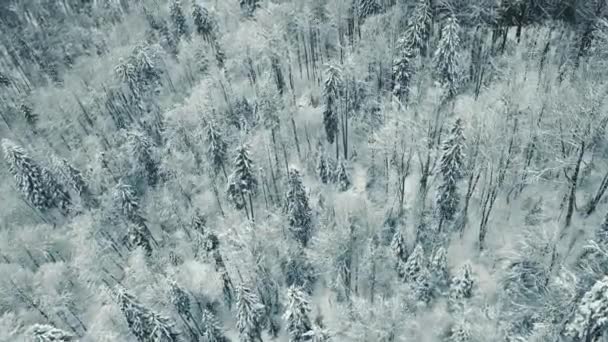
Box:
xmin=1 ymin=0 xmax=608 ymax=341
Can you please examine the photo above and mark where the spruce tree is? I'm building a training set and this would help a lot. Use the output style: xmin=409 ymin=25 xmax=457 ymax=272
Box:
xmin=170 ymin=0 xmax=189 ymax=40
xmin=286 ymin=168 xmax=313 ymax=247
xmin=402 ymin=243 xmax=425 ymax=283
xmin=565 ymin=276 xmax=608 ymax=341
xmin=127 ymin=129 xmax=159 ymax=186
xmin=430 ymin=246 xmax=450 ymax=290
xmin=284 ymin=247 xmax=316 ymax=294
xmin=436 ymin=118 xmax=466 ymax=226
xmin=434 ymin=15 xmax=461 ymax=99
xmin=205 ymin=120 xmax=228 ymax=177
xmin=20 ymin=103 xmax=38 ymax=130
xmin=168 ymin=280 xmax=191 ymax=319
xmin=405 ymin=0 xmax=433 ymax=56
xmin=240 ymin=0 xmax=261 ymax=17
xmin=192 ymin=4 xmax=216 ymax=43
xmin=2 ymin=139 xmax=71 ymax=213
xmin=304 ymin=318 xmax=331 ymax=342
xmin=358 ymin=0 xmax=382 ymax=20
xmin=27 ymin=324 xmax=74 ymax=341
xmin=392 ymin=37 xmax=414 ymax=103
xmin=335 ymin=158 xmax=351 ymax=192
xmin=322 ymin=65 xmax=342 ymax=145
xmin=236 ymin=284 xmax=265 ymax=342
xmin=50 ymin=156 xmax=96 ymax=207
xmin=113 ymin=286 xmax=180 ymax=342
xmin=200 ymin=309 xmax=228 ymax=342
xmin=227 ymin=144 xmax=258 ymax=219
xmin=390 ymin=230 xmax=409 ymax=279
xmin=283 ymin=286 xmax=313 ymax=342
xmin=316 ymin=151 xmax=331 ymax=184
xmin=448 ymin=263 xmax=474 ymax=311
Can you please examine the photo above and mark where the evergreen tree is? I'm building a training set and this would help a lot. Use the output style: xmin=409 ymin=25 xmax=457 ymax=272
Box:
xmin=402 ymin=244 xmax=426 ymax=283
xmin=405 ymin=0 xmax=433 ymax=56
xmin=444 ymin=322 xmax=472 ymax=342
xmin=200 ymin=309 xmax=228 ymax=342
xmin=205 ymin=120 xmax=228 ymax=177
xmin=168 ymin=280 xmax=191 ymax=318
xmin=430 ymin=246 xmax=450 ymax=290
xmin=113 ymin=286 xmax=180 ymax=342
xmin=303 ymin=318 xmax=331 ymax=342
xmin=20 ymin=103 xmax=38 ymax=130
xmin=170 ymin=0 xmax=189 ymax=40
xmin=192 ymin=4 xmax=216 ymax=43
xmin=126 ymin=129 xmax=159 ymax=186
xmin=50 ymin=156 xmax=96 ymax=207
xmin=322 ymin=65 xmax=342 ymax=145
xmin=565 ymin=276 xmax=608 ymax=341
xmin=286 ymin=168 xmax=314 ymax=247
xmin=335 ymin=158 xmax=351 ymax=192
xmin=227 ymin=144 xmax=258 ymax=219
xmin=2 ymin=139 xmax=71 ymax=213
xmin=284 ymin=247 xmax=316 ymax=294
xmin=434 ymin=15 xmax=461 ymax=99
xmin=27 ymin=324 xmax=74 ymax=341
xmin=414 ymin=267 xmax=433 ymax=304
xmin=113 ymin=182 xmax=146 ymax=227
xmin=436 ymin=118 xmax=466 ymax=225
xmin=316 ymin=151 xmax=331 ymax=184
xmin=283 ymin=286 xmax=313 ymax=342
xmin=236 ymin=284 xmax=265 ymax=342
xmin=127 ymin=222 xmax=153 ymax=255
xmin=391 ymin=230 xmax=409 ymax=279
xmin=240 ymin=0 xmax=261 ymax=17
xmin=448 ymin=263 xmax=474 ymax=311
xmin=358 ymin=0 xmax=382 ymax=20
xmin=393 ymin=37 xmax=414 ymax=103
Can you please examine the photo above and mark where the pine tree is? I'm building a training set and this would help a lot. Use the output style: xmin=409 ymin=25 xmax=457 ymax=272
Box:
xmin=2 ymin=139 xmax=71 ymax=213
xmin=565 ymin=276 xmax=608 ymax=341
xmin=205 ymin=120 xmax=228 ymax=177
xmin=284 ymin=286 xmax=313 ymax=342
xmin=50 ymin=156 xmax=96 ymax=207
xmin=127 ymin=130 xmax=159 ymax=187
xmin=405 ymin=0 xmax=433 ymax=56
xmin=359 ymin=0 xmax=382 ymax=20
xmin=236 ymin=284 xmax=265 ymax=342
xmin=322 ymin=65 xmax=342 ymax=145
xmin=430 ymin=247 xmax=450 ymax=290
xmin=192 ymin=4 xmax=216 ymax=43
xmin=393 ymin=37 xmax=414 ymax=102
xmin=27 ymin=324 xmax=74 ymax=341
xmin=286 ymin=168 xmax=314 ymax=247
xmin=227 ymin=144 xmax=258 ymax=219
xmin=391 ymin=230 xmax=409 ymax=279
xmin=402 ymin=244 xmax=425 ymax=283
xmin=335 ymin=158 xmax=351 ymax=192
xmin=200 ymin=309 xmax=228 ymax=342
xmin=448 ymin=263 xmax=474 ymax=311
xmin=170 ymin=0 xmax=189 ymax=40
xmin=316 ymin=151 xmax=331 ymax=184
xmin=436 ymin=118 xmax=466 ymax=225
xmin=113 ymin=286 xmax=180 ymax=342
xmin=434 ymin=15 xmax=461 ymax=99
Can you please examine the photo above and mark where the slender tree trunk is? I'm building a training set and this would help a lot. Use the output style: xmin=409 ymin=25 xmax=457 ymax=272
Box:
xmin=564 ymin=141 xmax=585 ymax=228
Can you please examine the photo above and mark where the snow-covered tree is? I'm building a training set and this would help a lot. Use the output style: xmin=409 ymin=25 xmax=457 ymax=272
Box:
xmin=322 ymin=64 xmax=342 ymax=145
xmin=20 ymin=103 xmax=38 ymax=129
xmin=168 ymin=280 xmax=191 ymax=318
xmin=565 ymin=275 xmax=608 ymax=341
xmin=449 ymin=263 xmax=474 ymax=311
xmin=27 ymin=324 xmax=74 ymax=341
xmin=405 ymin=0 xmax=433 ymax=56
xmin=192 ymin=4 xmax=216 ymax=43
xmin=240 ymin=0 xmax=261 ymax=17
xmin=200 ymin=309 xmax=227 ymax=342
xmin=286 ymin=168 xmax=314 ymax=247
xmin=236 ymin=284 xmax=265 ymax=342
xmin=316 ymin=151 xmax=332 ymax=184
xmin=402 ymin=243 xmax=426 ymax=283
xmin=283 ymin=286 xmax=313 ymax=342
xmin=2 ymin=139 xmax=71 ymax=213
xmin=444 ymin=321 xmax=472 ymax=342
xmin=358 ymin=0 xmax=382 ymax=20
xmin=284 ymin=247 xmax=316 ymax=294
xmin=391 ymin=230 xmax=409 ymax=279
xmin=205 ymin=120 xmax=228 ymax=177
xmin=126 ymin=129 xmax=159 ymax=186
xmin=392 ymin=37 xmax=414 ymax=103
xmin=113 ymin=182 xmax=145 ymax=226
xmin=430 ymin=246 xmax=450 ymax=290
xmin=335 ymin=158 xmax=351 ymax=192
xmin=227 ymin=144 xmax=258 ymax=219
xmin=434 ymin=15 xmax=461 ymax=98
xmin=170 ymin=0 xmax=189 ymax=40
xmin=303 ymin=318 xmax=331 ymax=342
xmin=436 ymin=118 xmax=466 ymax=225
xmin=50 ymin=156 xmax=96 ymax=207
xmin=113 ymin=286 xmax=180 ymax=342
